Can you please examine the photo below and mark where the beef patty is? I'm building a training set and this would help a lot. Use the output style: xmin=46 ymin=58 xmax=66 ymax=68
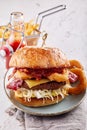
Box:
xmin=22 ymin=81 xmax=66 ymax=90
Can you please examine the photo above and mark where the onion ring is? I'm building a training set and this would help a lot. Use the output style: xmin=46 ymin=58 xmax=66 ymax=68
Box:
xmin=48 ymin=71 xmax=69 ymax=82
xmin=69 ymin=60 xmax=83 ymax=69
xmin=68 ymin=68 xmax=87 ymax=95
xmin=14 ymin=70 xmax=32 ymax=79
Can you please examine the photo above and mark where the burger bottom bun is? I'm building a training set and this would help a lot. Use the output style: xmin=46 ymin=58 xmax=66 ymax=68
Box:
xmin=11 ymin=91 xmax=67 ymax=107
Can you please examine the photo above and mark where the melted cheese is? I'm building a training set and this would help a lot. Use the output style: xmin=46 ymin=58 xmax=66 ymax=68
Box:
xmin=25 ymin=79 xmax=50 ymax=88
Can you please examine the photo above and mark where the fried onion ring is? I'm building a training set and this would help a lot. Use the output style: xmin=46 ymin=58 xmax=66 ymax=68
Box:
xmin=69 ymin=60 xmax=83 ymax=69
xmin=14 ymin=70 xmax=32 ymax=79
xmin=68 ymin=68 xmax=87 ymax=95
xmin=48 ymin=70 xmax=69 ymax=82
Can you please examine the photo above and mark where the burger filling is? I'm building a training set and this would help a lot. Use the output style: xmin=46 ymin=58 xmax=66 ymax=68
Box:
xmin=7 ymin=67 xmax=78 ymax=102
xmin=14 ymin=85 xmax=69 ymax=102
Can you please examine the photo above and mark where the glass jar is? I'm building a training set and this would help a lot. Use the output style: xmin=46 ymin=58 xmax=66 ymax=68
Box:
xmin=0 ymin=12 xmax=26 ymax=69
xmin=6 ymin=12 xmax=26 ymax=50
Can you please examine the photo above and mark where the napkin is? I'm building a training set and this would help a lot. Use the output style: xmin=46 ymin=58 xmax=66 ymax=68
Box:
xmin=24 ymin=103 xmax=86 ymax=130
xmin=1 ymin=98 xmax=86 ymax=130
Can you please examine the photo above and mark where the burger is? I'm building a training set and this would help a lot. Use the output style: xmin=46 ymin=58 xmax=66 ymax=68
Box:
xmin=6 ymin=47 xmax=87 ymax=107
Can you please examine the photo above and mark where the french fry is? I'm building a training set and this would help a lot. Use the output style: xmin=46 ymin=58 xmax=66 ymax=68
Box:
xmin=0 ymin=20 xmax=39 ymax=40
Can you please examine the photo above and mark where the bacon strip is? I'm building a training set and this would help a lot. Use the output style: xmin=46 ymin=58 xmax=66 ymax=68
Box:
xmin=7 ymin=79 xmax=23 ymax=90
xmin=10 ymin=67 xmax=67 ymax=80
xmin=69 ymin=71 xmax=78 ymax=83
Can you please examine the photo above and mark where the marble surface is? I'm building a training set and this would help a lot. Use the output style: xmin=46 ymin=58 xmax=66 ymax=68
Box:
xmin=0 ymin=0 xmax=87 ymax=129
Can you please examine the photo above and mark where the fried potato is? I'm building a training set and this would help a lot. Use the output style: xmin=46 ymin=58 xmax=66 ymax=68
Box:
xmin=0 ymin=20 xmax=39 ymax=39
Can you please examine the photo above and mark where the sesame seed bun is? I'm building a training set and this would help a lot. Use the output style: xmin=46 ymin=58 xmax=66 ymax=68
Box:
xmin=9 ymin=47 xmax=70 ymax=68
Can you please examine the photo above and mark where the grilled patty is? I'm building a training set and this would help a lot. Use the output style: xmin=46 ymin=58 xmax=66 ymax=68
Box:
xmin=22 ymin=81 xmax=66 ymax=90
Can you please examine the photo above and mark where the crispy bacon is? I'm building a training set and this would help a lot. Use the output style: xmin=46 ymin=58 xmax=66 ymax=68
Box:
xmin=7 ymin=79 xmax=23 ymax=90
xmin=15 ymin=67 xmax=65 ymax=80
xmin=69 ymin=71 xmax=78 ymax=83
xmin=8 ymin=67 xmax=65 ymax=80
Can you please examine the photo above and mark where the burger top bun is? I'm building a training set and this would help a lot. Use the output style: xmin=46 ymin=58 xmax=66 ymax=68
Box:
xmin=9 ymin=47 xmax=70 ymax=68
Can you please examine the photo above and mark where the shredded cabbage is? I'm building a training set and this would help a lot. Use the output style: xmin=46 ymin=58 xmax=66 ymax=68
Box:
xmin=15 ymin=84 xmax=69 ymax=102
